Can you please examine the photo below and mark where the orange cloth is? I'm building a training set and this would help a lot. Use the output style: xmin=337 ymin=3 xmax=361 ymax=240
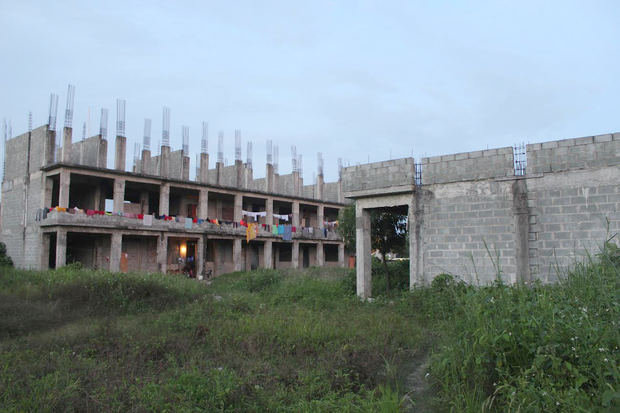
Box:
xmin=246 ymin=223 xmax=258 ymax=242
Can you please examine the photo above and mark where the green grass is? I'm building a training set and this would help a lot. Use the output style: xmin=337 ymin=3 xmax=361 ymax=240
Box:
xmin=0 ymin=246 xmax=618 ymax=412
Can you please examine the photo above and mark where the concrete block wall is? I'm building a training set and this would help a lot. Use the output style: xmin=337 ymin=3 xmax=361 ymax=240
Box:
xmin=303 ymin=185 xmax=315 ymax=199
xmin=421 ymin=147 xmax=514 ymax=185
xmin=277 ymin=174 xmax=295 ymax=196
xmin=169 ymin=150 xmax=185 ymax=180
xmin=527 ymin=133 xmax=620 ymax=174
xmin=28 ymin=126 xmax=49 ymax=173
xmin=342 ymin=158 xmax=415 ymax=193
xmin=323 ymin=181 xmax=341 ymax=203
xmin=422 ymin=180 xmax=517 ymax=284
xmin=526 ymin=166 xmax=620 ymax=282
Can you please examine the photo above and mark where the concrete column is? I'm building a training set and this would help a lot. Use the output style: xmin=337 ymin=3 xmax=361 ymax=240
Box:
xmin=40 ymin=233 xmax=51 ymax=270
xmin=338 ymin=243 xmax=345 ymax=268
xmin=409 ymin=193 xmax=424 ymax=287
xmin=140 ymin=149 xmax=151 ymax=174
xmin=140 ymin=191 xmax=149 ymax=215
xmin=197 ymin=236 xmax=204 ymax=278
xmin=292 ymin=201 xmax=300 ymax=228
xmin=160 ymin=146 xmax=170 ymax=178
xmin=55 ymin=230 xmax=67 ymax=268
xmin=264 ymin=240 xmax=273 ymax=269
xmin=292 ymin=241 xmax=299 ymax=269
xmin=317 ymin=242 xmax=324 ymax=266
xmin=62 ymin=126 xmax=72 ymax=163
xmin=234 ymin=194 xmax=242 ymax=222
xmin=233 ymin=239 xmax=242 ymax=272
xmin=159 ymin=183 xmax=170 ymax=216
xmin=235 ymin=160 xmax=244 ymax=188
xmin=45 ymin=129 xmax=56 ymax=166
xmin=94 ymin=185 xmax=103 ymax=210
xmin=44 ymin=176 xmax=54 ymax=208
xmin=113 ymin=178 xmax=125 ymax=214
xmin=182 ymin=155 xmax=190 ymax=181
xmin=513 ymin=179 xmax=531 ymax=284
xmin=265 ymin=198 xmax=273 ymax=226
xmin=199 ymin=189 xmax=209 ymax=219
xmin=356 ymin=205 xmax=371 ymax=298
xmin=318 ymin=205 xmax=324 ymax=230
xmin=115 ymin=136 xmax=126 ymax=171
xmin=316 ymin=174 xmax=324 ymax=200
xmin=109 ymin=232 xmax=122 ymax=272
xmin=58 ymin=169 xmax=70 ymax=208
xmin=292 ymin=171 xmax=300 ymax=196
xmin=215 ymin=162 xmax=222 ymax=185
xmin=265 ymin=163 xmax=274 ymax=192
xmin=157 ymin=235 xmax=167 ymax=273
xmin=97 ymin=136 xmax=108 ymax=168
xmin=199 ymin=153 xmax=209 ymax=183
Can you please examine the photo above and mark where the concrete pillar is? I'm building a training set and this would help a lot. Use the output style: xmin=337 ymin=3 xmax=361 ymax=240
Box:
xmin=513 ymin=179 xmax=531 ymax=284
xmin=157 ymin=235 xmax=167 ymax=273
xmin=292 ymin=201 xmax=300 ymax=228
xmin=140 ymin=190 xmax=149 ymax=215
xmin=40 ymin=233 xmax=51 ymax=270
xmin=233 ymin=239 xmax=242 ymax=272
xmin=141 ymin=149 xmax=151 ymax=174
xmin=292 ymin=241 xmax=299 ymax=269
xmin=182 ymin=155 xmax=190 ymax=181
xmin=44 ymin=176 xmax=54 ymax=208
xmin=97 ymin=136 xmax=108 ymax=168
xmin=199 ymin=189 xmax=209 ymax=219
xmin=215 ymin=162 xmax=222 ymax=185
xmin=234 ymin=193 xmax=242 ymax=222
xmin=264 ymin=240 xmax=273 ymax=269
xmin=109 ymin=232 xmax=122 ymax=272
xmin=338 ymin=243 xmax=345 ymax=268
xmin=159 ymin=183 xmax=170 ymax=216
xmin=317 ymin=242 xmax=324 ymax=266
xmin=266 ymin=163 xmax=274 ymax=192
xmin=62 ymin=126 xmax=72 ymax=163
xmin=235 ymin=160 xmax=244 ymax=188
xmin=265 ymin=198 xmax=273 ymax=226
xmin=113 ymin=178 xmax=125 ymax=214
xmin=318 ymin=205 xmax=324 ymax=230
xmin=160 ymin=146 xmax=170 ymax=178
xmin=94 ymin=185 xmax=103 ymax=211
xmin=55 ymin=229 xmax=67 ymax=268
xmin=199 ymin=153 xmax=209 ymax=183
xmin=197 ymin=236 xmax=204 ymax=278
xmin=292 ymin=171 xmax=300 ymax=196
xmin=115 ymin=136 xmax=126 ymax=171
xmin=409 ymin=192 xmax=425 ymax=287
xmin=58 ymin=169 xmax=70 ymax=208
xmin=356 ymin=205 xmax=371 ymax=298
xmin=316 ymin=174 xmax=324 ymax=200
xmin=45 ymin=129 xmax=56 ymax=166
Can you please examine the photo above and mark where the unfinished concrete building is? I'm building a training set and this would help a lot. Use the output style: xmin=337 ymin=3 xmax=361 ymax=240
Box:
xmin=1 ymin=110 xmax=346 ymax=276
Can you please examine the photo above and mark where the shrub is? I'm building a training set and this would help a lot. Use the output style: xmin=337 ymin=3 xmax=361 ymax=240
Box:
xmin=0 ymin=242 xmax=13 ymax=267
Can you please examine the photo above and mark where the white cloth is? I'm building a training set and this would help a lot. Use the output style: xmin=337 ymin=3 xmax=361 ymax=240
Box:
xmin=143 ymin=214 xmax=153 ymax=226
xmin=273 ymin=213 xmax=289 ymax=222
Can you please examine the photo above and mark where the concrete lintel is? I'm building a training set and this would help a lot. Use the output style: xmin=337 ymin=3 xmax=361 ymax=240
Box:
xmin=344 ymin=184 xmax=416 ymax=199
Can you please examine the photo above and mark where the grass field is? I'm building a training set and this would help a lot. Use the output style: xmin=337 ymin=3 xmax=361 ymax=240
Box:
xmin=0 ymin=246 xmax=618 ymax=412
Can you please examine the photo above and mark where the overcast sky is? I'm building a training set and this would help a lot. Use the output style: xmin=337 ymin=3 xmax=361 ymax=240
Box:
xmin=1 ymin=1 xmax=619 ymax=182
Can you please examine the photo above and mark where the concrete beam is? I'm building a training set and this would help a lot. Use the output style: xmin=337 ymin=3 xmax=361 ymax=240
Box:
xmin=356 ymin=205 xmax=371 ymax=298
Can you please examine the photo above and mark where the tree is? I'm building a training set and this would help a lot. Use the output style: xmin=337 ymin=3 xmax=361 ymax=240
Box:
xmin=0 ymin=242 xmax=13 ymax=267
xmin=337 ymin=204 xmax=407 ymax=291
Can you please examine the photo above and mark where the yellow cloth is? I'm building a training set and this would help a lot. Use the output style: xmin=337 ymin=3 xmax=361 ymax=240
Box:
xmin=246 ymin=223 xmax=258 ymax=242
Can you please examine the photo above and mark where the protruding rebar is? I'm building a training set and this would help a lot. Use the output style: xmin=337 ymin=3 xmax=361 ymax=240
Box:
xmin=28 ymin=111 xmax=32 ymax=132
xmin=48 ymin=93 xmax=59 ymax=132
xmin=234 ymin=130 xmax=241 ymax=161
xmin=82 ymin=122 xmax=86 ymax=140
xmin=201 ymin=121 xmax=208 ymax=154
xmin=116 ymin=98 xmax=126 ymax=137
xmin=99 ymin=108 xmax=108 ymax=139
xmin=64 ymin=84 xmax=75 ymax=128
xmin=291 ymin=145 xmax=297 ymax=172
xmin=162 ymin=106 xmax=170 ymax=146
xmin=182 ymin=126 xmax=189 ymax=155
xmin=297 ymin=154 xmax=303 ymax=176
xmin=273 ymin=144 xmax=279 ymax=174
xmin=143 ymin=118 xmax=151 ymax=150
xmin=266 ymin=140 xmax=273 ymax=165
xmin=217 ymin=131 xmax=224 ymax=163
xmin=246 ymin=141 xmax=253 ymax=169
xmin=317 ymin=152 xmax=323 ymax=176
xmin=338 ymin=158 xmax=343 ymax=179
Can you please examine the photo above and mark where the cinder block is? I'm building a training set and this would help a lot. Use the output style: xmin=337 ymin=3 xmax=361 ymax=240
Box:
xmin=541 ymin=141 xmax=559 ymax=149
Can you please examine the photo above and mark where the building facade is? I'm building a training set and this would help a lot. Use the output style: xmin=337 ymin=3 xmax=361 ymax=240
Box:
xmin=1 ymin=124 xmax=346 ymax=276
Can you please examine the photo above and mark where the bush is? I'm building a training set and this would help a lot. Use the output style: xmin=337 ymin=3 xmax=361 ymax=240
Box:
xmin=0 ymin=242 xmax=13 ymax=267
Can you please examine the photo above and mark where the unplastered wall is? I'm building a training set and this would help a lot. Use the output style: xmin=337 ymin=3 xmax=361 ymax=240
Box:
xmin=342 ymin=158 xmax=415 ymax=193
xmin=421 ymin=179 xmax=517 ymax=284
xmin=526 ymin=133 xmax=620 ymax=282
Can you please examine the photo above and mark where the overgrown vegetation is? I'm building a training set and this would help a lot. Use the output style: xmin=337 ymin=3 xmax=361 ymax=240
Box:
xmin=1 ymin=244 xmax=618 ymax=411
xmin=0 ymin=242 xmax=13 ymax=267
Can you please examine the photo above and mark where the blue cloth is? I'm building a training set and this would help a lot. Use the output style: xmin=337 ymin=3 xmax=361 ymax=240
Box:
xmin=278 ymin=225 xmax=285 ymax=235
xmin=185 ymin=219 xmax=192 ymax=229
xmin=282 ymin=225 xmax=292 ymax=241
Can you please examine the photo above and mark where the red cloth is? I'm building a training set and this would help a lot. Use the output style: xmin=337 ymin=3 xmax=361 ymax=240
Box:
xmin=137 ymin=214 xmax=144 ymax=219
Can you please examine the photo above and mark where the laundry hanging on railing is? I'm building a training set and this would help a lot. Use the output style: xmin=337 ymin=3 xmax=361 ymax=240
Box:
xmin=273 ymin=213 xmax=289 ymax=221
xmin=242 ymin=210 xmax=267 ymax=220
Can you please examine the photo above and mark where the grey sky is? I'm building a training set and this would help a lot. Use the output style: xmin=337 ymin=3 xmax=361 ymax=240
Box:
xmin=1 ymin=0 xmax=619 ymax=182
